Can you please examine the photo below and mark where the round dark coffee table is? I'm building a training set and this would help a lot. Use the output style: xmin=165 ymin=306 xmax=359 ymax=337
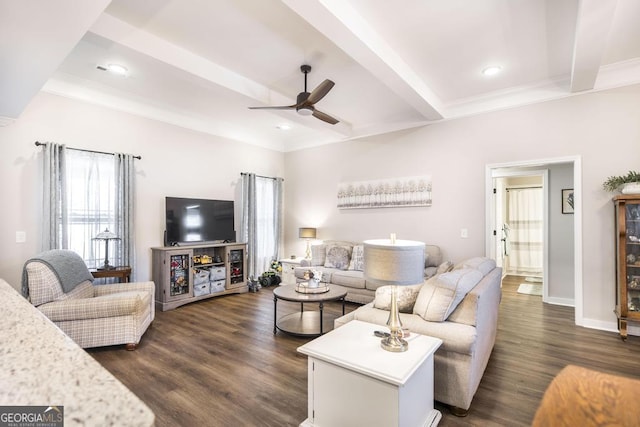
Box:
xmin=273 ymin=284 xmax=347 ymax=337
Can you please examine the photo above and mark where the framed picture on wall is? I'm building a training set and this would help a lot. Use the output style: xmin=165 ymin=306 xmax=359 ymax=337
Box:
xmin=562 ymin=189 xmax=574 ymax=214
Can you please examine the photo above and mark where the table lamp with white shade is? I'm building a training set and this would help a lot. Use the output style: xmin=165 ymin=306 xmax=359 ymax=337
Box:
xmin=364 ymin=236 xmax=425 ymax=352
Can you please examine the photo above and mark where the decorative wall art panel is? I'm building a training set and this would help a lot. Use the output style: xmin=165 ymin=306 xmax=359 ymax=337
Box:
xmin=337 ymin=176 xmax=432 ymax=209
xmin=562 ymin=188 xmax=574 ymax=214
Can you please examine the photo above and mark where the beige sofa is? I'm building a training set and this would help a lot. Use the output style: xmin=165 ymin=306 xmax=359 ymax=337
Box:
xmin=295 ymin=240 xmax=443 ymax=304
xmin=335 ymin=257 xmax=502 ymax=414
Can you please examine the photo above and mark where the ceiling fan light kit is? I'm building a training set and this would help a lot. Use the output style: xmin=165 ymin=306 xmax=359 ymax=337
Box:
xmin=297 ymin=106 xmax=313 ymax=116
xmin=249 ymin=64 xmax=339 ymax=125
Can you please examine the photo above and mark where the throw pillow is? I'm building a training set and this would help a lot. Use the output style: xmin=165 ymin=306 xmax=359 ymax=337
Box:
xmin=436 ymin=260 xmax=454 ymax=275
xmin=310 ymin=244 xmax=327 ymax=266
xmin=324 ymin=245 xmax=353 ymax=270
xmin=424 ymin=266 xmax=438 ymax=279
xmin=373 ymin=284 xmax=423 ymax=313
xmin=348 ymin=245 xmax=364 ymax=271
xmin=413 ymin=268 xmax=483 ymax=322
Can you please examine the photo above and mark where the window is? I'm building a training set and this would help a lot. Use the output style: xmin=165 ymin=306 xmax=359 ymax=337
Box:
xmin=66 ymin=150 xmax=118 ymax=268
xmin=42 ymin=143 xmax=135 ymax=276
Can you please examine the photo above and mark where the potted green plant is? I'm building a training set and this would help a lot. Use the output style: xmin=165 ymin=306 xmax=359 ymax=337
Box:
xmin=603 ymin=171 xmax=640 ymax=194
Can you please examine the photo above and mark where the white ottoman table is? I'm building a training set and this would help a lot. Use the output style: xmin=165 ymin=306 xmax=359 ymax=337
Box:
xmin=297 ymin=319 xmax=442 ymax=427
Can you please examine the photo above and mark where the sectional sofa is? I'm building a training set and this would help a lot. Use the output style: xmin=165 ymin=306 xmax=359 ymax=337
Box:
xmin=335 ymin=257 xmax=503 ymax=414
xmin=294 ymin=240 xmax=443 ymax=304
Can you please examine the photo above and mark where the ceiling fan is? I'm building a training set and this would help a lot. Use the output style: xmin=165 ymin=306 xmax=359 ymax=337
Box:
xmin=249 ymin=65 xmax=339 ymax=125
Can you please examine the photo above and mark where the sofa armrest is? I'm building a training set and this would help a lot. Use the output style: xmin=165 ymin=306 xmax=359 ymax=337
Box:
xmin=471 ymin=267 xmax=502 ymax=334
xmin=299 ymin=259 xmax=312 ymax=267
xmin=425 ymin=245 xmax=442 ymax=267
xmin=334 ymin=302 xmax=374 ymax=328
xmin=38 ymin=291 xmax=149 ymax=322
xmin=93 ymin=281 xmax=155 ymax=323
xmin=334 ymin=310 xmax=355 ymax=328
xmin=93 ymin=281 xmax=155 ymax=296
xmin=464 ymin=267 xmax=502 ymax=391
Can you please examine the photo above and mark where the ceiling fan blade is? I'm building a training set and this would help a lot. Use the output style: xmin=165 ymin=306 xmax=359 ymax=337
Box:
xmin=248 ymin=105 xmax=296 ymax=110
xmin=312 ymin=109 xmax=339 ymax=125
xmin=306 ymin=79 xmax=335 ymax=105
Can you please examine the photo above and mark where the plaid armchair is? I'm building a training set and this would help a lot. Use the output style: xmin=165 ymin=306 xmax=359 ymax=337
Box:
xmin=23 ymin=259 xmax=155 ymax=350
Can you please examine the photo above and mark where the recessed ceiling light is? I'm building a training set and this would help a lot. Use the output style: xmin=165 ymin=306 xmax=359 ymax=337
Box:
xmin=482 ymin=66 xmax=502 ymax=76
xmin=277 ymin=124 xmax=291 ymax=130
xmin=106 ymin=63 xmax=128 ymax=76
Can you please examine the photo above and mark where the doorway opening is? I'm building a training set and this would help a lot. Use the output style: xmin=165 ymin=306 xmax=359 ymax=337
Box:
xmin=492 ymin=170 xmax=548 ymax=299
xmin=485 ymin=156 xmax=583 ymax=325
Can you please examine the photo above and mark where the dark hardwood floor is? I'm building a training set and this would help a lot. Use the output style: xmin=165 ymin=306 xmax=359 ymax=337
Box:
xmin=90 ymin=276 xmax=640 ymax=426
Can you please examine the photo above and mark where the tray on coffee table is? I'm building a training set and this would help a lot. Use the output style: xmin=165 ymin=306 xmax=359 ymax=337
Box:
xmin=296 ymin=281 xmax=330 ymax=294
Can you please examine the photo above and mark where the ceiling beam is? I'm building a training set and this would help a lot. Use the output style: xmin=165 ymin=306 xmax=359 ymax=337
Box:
xmin=0 ymin=0 xmax=111 ymax=123
xmin=282 ymin=0 xmax=444 ymax=121
xmin=91 ymin=13 xmax=285 ymax=106
xmin=90 ymin=13 xmax=352 ymax=137
xmin=570 ymin=0 xmax=618 ymax=92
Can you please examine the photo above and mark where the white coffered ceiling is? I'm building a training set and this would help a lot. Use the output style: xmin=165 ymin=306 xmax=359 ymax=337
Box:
xmin=2 ymin=0 xmax=640 ymax=151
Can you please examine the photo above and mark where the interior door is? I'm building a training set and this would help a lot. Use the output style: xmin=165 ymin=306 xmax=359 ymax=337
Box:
xmin=487 ymin=168 xmax=549 ymax=300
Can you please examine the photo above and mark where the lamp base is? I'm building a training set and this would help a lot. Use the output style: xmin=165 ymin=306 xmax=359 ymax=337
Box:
xmin=97 ymin=264 xmax=116 ymax=271
xmin=381 ymin=334 xmax=409 ymax=352
xmin=305 ymin=239 xmax=312 ymax=260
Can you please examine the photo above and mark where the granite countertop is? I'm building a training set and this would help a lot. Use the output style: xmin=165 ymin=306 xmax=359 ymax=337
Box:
xmin=0 ymin=279 xmax=155 ymax=426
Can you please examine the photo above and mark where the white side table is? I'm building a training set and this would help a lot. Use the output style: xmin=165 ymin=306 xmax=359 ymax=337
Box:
xmin=297 ymin=320 xmax=442 ymax=427
xmin=279 ymin=258 xmax=302 ymax=285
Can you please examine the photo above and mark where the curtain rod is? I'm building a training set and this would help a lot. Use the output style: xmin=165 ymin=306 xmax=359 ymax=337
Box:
xmin=506 ymin=186 xmax=542 ymax=191
xmin=34 ymin=141 xmax=142 ymax=160
xmin=241 ymin=172 xmax=283 ymax=181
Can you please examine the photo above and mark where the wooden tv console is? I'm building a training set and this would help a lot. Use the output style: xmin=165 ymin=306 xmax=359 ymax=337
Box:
xmin=151 ymin=243 xmax=247 ymax=311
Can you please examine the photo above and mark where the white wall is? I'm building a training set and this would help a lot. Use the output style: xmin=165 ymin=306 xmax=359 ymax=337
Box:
xmin=547 ymin=163 xmax=574 ymax=303
xmin=0 ymin=92 xmax=284 ymax=288
xmin=284 ymin=83 xmax=640 ymax=331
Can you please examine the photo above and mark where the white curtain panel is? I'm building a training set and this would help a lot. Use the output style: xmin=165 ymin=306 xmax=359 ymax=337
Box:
xmin=241 ymin=174 xmax=283 ymax=279
xmin=507 ymin=188 xmax=543 ymax=274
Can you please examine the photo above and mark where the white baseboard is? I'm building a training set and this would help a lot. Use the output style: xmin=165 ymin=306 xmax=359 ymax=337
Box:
xmin=580 ymin=318 xmax=619 ymax=333
xmin=579 ymin=317 xmax=640 ymax=336
xmin=544 ymin=296 xmax=574 ymax=307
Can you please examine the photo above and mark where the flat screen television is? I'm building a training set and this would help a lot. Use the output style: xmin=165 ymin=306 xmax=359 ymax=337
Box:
xmin=165 ymin=197 xmax=235 ymax=246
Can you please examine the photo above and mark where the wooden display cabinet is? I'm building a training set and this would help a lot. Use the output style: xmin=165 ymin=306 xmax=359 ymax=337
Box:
xmin=152 ymin=242 xmax=247 ymax=311
xmin=614 ymin=195 xmax=640 ymax=340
